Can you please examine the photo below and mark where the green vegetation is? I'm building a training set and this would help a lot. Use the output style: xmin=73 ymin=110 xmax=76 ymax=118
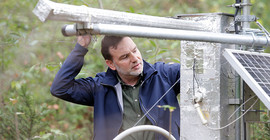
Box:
xmin=0 ymin=0 xmax=270 ymax=139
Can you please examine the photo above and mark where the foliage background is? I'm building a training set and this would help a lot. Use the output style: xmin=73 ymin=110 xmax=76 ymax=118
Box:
xmin=0 ymin=0 xmax=270 ymax=139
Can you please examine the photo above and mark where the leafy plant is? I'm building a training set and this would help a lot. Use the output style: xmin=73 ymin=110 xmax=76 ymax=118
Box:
xmin=0 ymin=82 xmax=50 ymax=139
xmin=250 ymin=109 xmax=270 ymax=140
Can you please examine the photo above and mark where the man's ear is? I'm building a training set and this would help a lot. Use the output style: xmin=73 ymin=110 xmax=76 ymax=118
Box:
xmin=105 ymin=60 xmax=116 ymax=70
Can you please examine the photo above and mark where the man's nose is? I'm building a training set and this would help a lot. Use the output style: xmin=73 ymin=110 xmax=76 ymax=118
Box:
xmin=130 ymin=53 xmax=139 ymax=62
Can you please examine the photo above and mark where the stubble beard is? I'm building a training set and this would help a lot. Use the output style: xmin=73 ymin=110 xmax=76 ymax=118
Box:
xmin=114 ymin=61 xmax=143 ymax=77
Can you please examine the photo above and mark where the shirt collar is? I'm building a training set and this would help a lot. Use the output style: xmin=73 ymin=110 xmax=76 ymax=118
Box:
xmin=116 ymin=73 xmax=143 ymax=87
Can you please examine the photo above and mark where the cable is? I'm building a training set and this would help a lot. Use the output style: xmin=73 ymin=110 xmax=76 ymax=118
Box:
xmin=205 ymin=98 xmax=258 ymax=130
xmin=234 ymin=0 xmax=242 ymax=34
xmin=256 ymin=21 xmax=270 ymax=37
xmin=193 ymin=59 xmax=197 ymax=98
xmin=256 ymin=21 xmax=270 ymax=47
xmin=133 ymin=78 xmax=180 ymax=127
xmin=192 ymin=58 xmax=202 ymax=99
xmin=193 ymin=59 xmax=200 ymax=89
xmin=228 ymin=95 xmax=256 ymax=120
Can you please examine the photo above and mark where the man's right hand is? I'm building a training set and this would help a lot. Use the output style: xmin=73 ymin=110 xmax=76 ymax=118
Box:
xmin=77 ymin=35 xmax=92 ymax=48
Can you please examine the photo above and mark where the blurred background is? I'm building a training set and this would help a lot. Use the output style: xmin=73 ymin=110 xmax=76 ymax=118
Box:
xmin=0 ymin=0 xmax=269 ymax=139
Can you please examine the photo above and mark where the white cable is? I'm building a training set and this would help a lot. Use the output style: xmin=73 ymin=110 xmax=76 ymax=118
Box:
xmin=228 ymin=95 xmax=256 ymax=120
xmin=256 ymin=21 xmax=270 ymax=46
xmin=256 ymin=21 xmax=270 ymax=37
xmin=133 ymin=78 xmax=180 ymax=127
xmin=206 ymin=98 xmax=258 ymax=130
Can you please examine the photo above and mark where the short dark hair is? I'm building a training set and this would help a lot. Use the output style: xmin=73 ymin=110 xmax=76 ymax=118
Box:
xmin=101 ymin=36 xmax=124 ymax=60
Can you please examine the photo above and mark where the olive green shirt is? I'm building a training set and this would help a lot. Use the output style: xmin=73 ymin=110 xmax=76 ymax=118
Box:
xmin=117 ymin=74 xmax=155 ymax=140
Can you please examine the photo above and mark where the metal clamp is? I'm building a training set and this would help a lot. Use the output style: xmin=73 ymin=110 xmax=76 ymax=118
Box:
xmin=256 ymin=21 xmax=270 ymax=47
xmin=245 ymin=29 xmax=266 ymax=52
xmin=235 ymin=15 xmax=257 ymax=22
xmin=62 ymin=23 xmax=94 ymax=36
xmin=227 ymin=3 xmax=252 ymax=8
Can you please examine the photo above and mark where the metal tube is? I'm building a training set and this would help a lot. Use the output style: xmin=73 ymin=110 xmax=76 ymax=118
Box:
xmin=62 ymin=24 xmax=77 ymax=36
xmin=242 ymin=0 xmax=251 ymax=30
xmin=235 ymin=1 xmax=242 ymax=140
xmin=86 ymin=24 xmax=269 ymax=46
xmin=113 ymin=125 xmax=176 ymax=140
xmin=242 ymin=1 xmax=251 ymax=139
xmin=33 ymin=0 xmax=205 ymax=31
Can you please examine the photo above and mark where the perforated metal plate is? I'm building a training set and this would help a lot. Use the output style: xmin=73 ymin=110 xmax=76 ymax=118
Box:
xmin=223 ymin=49 xmax=270 ymax=110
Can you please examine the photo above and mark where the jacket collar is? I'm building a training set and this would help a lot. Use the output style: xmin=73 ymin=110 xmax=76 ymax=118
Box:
xmin=101 ymin=60 xmax=157 ymax=86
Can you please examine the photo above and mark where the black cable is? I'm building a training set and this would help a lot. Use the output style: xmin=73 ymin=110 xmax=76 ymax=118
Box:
xmin=193 ymin=59 xmax=196 ymax=97
xmin=193 ymin=59 xmax=200 ymax=98
xmin=234 ymin=0 xmax=241 ymax=34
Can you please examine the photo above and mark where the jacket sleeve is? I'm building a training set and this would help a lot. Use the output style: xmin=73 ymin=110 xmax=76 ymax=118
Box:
xmin=50 ymin=43 xmax=94 ymax=106
xmin=165 ymin=63 xmax=181 ymax=95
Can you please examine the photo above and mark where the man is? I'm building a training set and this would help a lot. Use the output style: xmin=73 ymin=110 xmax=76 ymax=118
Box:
xmin=50 ymin=35 xmax=180 ymax=140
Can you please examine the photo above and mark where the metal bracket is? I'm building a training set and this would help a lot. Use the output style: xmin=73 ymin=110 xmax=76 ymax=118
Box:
xmin=76 ymin=22 xmax=92 ymax=30
xmin=229 ymin=98 xmax=241 ymax=105
xmin=245 ymin=28 xmax=265 ymax=52
xmin=75 ymin=23 xmax=93 ymax=36
xmin=235 ymin=15 xmax=257 ymax=22
xmin=225 ymin=25 xmax=236 ymax=33
xmin=227 ymin=3 xmax=252 ymax=8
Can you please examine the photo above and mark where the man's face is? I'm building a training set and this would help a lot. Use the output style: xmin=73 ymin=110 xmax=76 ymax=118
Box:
xmin=106 ymin=37 xmax=143 ymax=78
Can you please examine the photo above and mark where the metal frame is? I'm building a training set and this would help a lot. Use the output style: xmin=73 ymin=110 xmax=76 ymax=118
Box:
xmin=223 ymin=49 xmax=270 ymax=110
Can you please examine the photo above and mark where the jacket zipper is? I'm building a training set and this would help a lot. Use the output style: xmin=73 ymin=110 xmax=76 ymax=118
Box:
xmin=139 ymin=70 xmax=158 ymax=125
xmin=140 ymin=100 xmax=157 ymax=125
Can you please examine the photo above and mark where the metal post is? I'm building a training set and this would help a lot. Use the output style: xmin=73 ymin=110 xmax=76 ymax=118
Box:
xmin=241 ymin=1 xmax=259 ymax=140
xmin=242 ymin=0 xmax=251 ymax=30
xmin=234 ymin=1 xmax=242 ymax=140
xmin=180 ymin=13 xmax=236 ymax=140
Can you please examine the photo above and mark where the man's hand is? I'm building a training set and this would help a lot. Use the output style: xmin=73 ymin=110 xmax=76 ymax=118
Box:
xmin=77 ymin=35 xmax=91 ymax=48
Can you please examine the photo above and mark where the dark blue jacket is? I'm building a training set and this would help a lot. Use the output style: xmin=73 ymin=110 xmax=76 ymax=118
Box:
xmin=50 ymin=44 xmax=180 ymax=140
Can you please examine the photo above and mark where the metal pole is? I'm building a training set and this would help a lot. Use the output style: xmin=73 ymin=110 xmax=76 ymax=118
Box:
xmin=234 ymin=1 xmax=242 ymax=140
xmin=84 ymin=24 xmax=269 ymax=47
xmin=242 ymin=0 xmax=251 ymax=30
xmin=242 ymin=0 xmax=251 ymax=139
xmin=33 ymin=0 xmax=205 ymax=31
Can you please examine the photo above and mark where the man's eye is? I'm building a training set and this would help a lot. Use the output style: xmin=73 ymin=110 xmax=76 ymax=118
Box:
xmin=121 ymin=55 xmax=128 ymax=59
